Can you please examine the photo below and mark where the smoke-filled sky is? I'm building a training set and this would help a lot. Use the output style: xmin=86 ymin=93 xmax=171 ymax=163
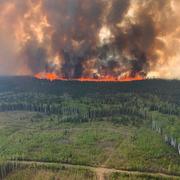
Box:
xmin=0 ymin=0 xmax=180 ymax=79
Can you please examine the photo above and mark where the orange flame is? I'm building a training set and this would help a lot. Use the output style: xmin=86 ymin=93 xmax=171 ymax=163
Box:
xmin=35 ymin=72 xmax=59 ymax=81
xmin=35 ymin=72 xmax=144 ymax=82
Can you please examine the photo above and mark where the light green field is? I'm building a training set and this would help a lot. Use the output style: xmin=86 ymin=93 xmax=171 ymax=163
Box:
xmin=107 ymin=172 xmax=180 ymax=180
xmin=0 ymin=111 xmax=180 ymax=177
xmin=5 ymin=168 xmax=97 ymax=180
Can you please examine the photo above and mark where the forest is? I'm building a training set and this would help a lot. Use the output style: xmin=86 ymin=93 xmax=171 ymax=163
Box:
xmin=0 ymin=77 xmax=180 ymax=179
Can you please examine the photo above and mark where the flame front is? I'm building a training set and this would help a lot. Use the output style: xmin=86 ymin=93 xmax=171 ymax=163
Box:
xmin=35 ymin=72 xmax=143 ymax=82
xmin=0 ymin=0 xmax=180 ymax=80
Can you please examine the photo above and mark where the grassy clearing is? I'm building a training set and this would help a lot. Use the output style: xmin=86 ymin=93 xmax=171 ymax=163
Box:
xmin=0 ymin=112 xmax=180 ymax=176
xmin=0 ymin=112 xmax=123 ymax=166
xmin=106 ymin=128 xmax=180 ymax=174
xmin=5 ymin=167 xmax=97 ymax=180
xmin=107 ymin=172 xmax=180 ymax=180
xmin=3 ymin=162 xmax=180 ymax=180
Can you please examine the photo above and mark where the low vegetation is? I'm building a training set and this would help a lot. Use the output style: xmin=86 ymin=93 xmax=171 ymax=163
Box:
xmin=107 ymin=172 xmax=180 ymax=180
xmin=5 ymin=167 xmax=97 ymax=180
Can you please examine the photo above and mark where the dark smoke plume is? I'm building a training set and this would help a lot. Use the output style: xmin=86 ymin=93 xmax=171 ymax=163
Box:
xmin=0 ymin=0 xmax=180 ymax=79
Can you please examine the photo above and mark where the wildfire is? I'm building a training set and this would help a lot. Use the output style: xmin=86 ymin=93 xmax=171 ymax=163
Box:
xmin=0 ymin=0 xmax=179 ymax=79
xmin=35 ymin=72 xmax=144 ymax=82
xmin=35 ymin=72 xmax=59 ymax=81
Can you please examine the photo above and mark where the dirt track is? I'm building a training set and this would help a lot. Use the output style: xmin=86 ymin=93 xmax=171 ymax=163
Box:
xmin=9 ymin=160 xmax=180 ymax=180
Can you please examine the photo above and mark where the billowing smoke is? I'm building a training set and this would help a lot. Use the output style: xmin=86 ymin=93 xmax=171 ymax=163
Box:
xmin=0 ymin=0 xmax=180 ymax=79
